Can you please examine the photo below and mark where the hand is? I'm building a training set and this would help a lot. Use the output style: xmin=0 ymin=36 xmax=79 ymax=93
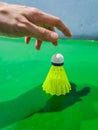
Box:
xmin=0 ymin=2 xmax=72 ymax=50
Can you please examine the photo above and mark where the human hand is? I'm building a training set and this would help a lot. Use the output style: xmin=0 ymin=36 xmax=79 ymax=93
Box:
xmin=0 ymin=2 xmax=72 ymax=50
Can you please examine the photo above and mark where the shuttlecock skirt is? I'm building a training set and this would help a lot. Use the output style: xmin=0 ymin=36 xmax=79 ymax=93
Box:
xmin=42 ymin=66 xmax=71 ymax=96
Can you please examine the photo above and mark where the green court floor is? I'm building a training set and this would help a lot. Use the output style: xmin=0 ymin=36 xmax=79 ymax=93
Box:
xmin=0 ymin=37 xmax=98 ymax=130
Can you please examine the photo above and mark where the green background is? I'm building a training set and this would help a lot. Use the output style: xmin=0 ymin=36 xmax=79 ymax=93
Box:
xmin=0 ymin=37 xmax=98 ymax=130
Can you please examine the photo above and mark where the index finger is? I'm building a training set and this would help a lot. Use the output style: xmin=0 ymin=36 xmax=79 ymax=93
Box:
xmin=41 ymin=13 xmax=72 ymax=37
xmin=54 ymin=18 xmax=72 ymax=37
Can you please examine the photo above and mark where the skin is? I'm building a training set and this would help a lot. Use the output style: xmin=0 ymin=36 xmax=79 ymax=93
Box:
xmin=0 ymin=2 xmax=72 ymax=50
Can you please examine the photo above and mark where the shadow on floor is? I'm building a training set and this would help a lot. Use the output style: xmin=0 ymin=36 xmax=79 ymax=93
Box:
xmin=0 ymin=84 xmax=47 ymax=129
xmin=39 ymin=83 xmax=90 ymax=113
xmin=0 ymin=82 xmax=90 ymax=129
xmin=26 ymin=82 xmax=90 ymax=116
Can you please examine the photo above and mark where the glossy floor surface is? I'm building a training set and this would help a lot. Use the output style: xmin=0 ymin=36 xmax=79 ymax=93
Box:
xmin=0 ymin=37 xmax=98 ymax=130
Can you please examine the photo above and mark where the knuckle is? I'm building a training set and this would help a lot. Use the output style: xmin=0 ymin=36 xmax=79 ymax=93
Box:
xmin=17 ymin=23 xmax=26 ymax=29
xmin=16 ymin=23 xmax=28 ymax=36
xmin=17 ymin=19 xmax=30 ymax=29
xmin=41 ymin=28 xmax=47 ymax=36
xmin=16 ymin=20 xmax=29 ymax=31
xmin=31 ymin=8 xmax=41 ymax=14
xmin=55 ymin=17 xmax=61 ymax=25
xmin=40 ymin=28 xmax=50 ymax=41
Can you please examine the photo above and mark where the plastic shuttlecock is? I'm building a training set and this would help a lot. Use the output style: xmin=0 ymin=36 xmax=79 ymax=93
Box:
xmin=42 ymin=53 xmax=71 ymax=96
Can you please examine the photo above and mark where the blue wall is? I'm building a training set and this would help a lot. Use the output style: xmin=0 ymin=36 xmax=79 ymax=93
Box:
xmin=2 ymin=0 xmax=98 ymax=40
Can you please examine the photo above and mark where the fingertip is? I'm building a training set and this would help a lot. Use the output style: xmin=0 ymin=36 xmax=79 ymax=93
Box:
xmin=68 ymin=32 xmax=73 ymax=37
xmin=52 ymin=41 xmax=58 ymax=46
xmin=35 ymin=44 xmax=40 ymax=50
xmin=64 ymin=28 xmax=72 ymax=37
xmin=25 ymin=37 xmax=31 ymax=44
xmin=35 ymin=39 xmax=42 ymax=50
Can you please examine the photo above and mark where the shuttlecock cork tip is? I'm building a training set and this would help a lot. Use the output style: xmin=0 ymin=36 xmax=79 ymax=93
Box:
xmin=51 ymin=53 xmax=64 ymax=66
